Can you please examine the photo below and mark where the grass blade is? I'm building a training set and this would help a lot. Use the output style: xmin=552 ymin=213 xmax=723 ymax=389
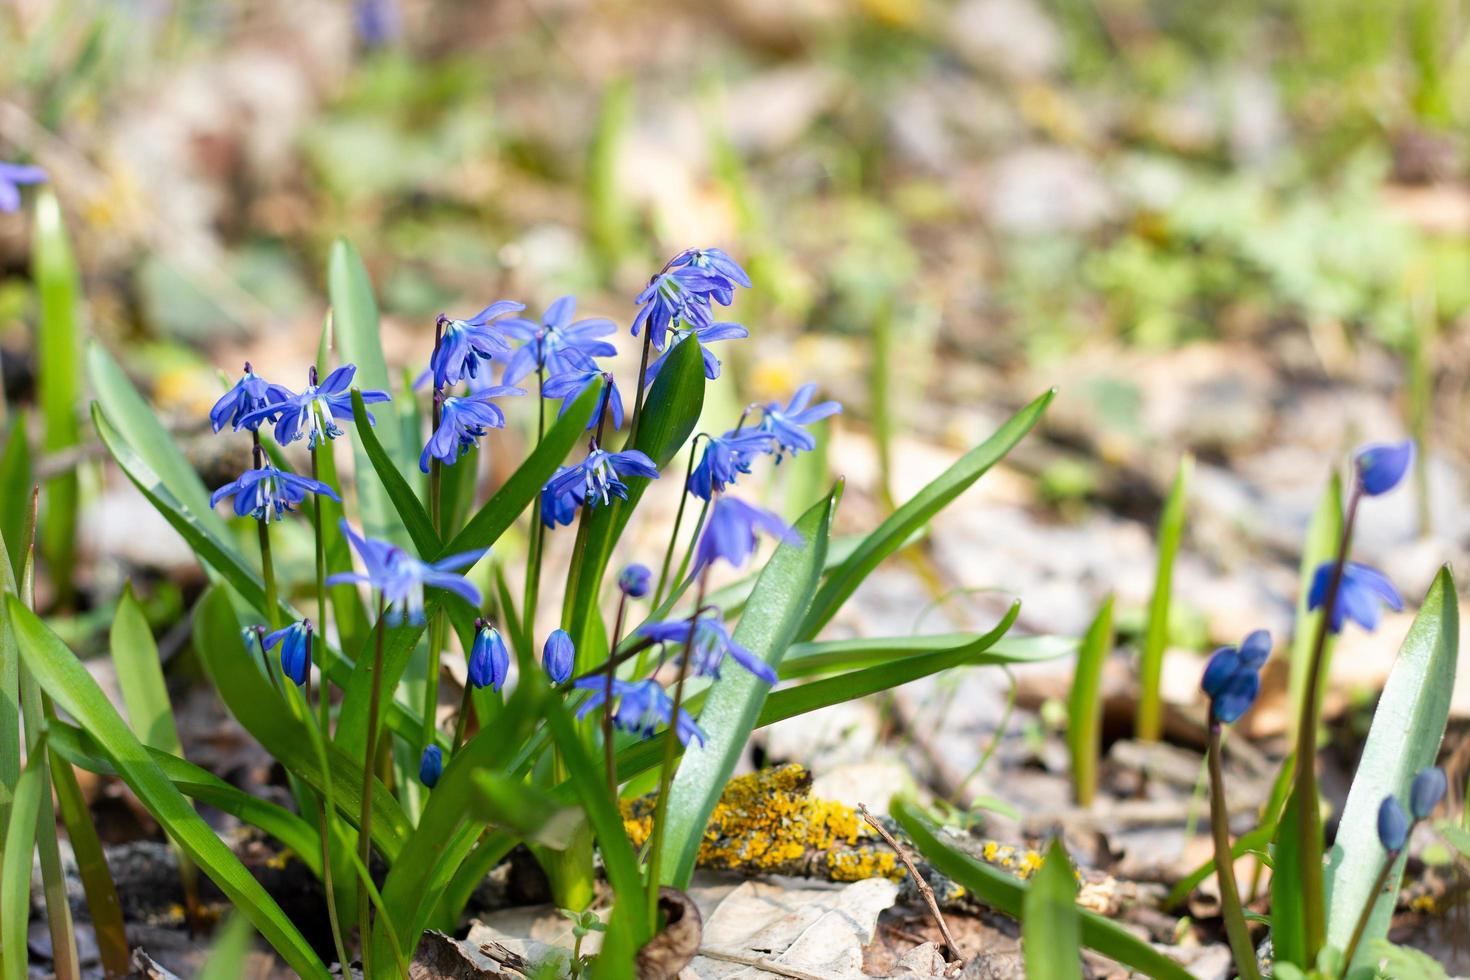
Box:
xmin=0 ymin=413 xmax=32 ymax=586
xmin=1136 ymin=454 xmax=1191 ymax=742
xmin=351 ymin=387 xmax=438 ymax=555
xmin=1 ymin=759 xmax=42 ymax=980
xmin=1023 ymin=839 xmax=1083 ymax=979
xmin=1068 ymin=596 xmax=1114 ymax=806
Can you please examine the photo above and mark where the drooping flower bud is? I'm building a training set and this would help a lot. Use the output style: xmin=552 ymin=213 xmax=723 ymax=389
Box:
xmin=419 ymin=745 xmax=444 ymax=788
xmin=1354 ymin=441 xmax=1413 ymax=497
xmin=1377 ymin=796 xmax=1409 ymax=851
xmin=542 ymin=629 xmax=574 ymax=685
xmin=1409 ymin=766 xmax=1447 ymax=820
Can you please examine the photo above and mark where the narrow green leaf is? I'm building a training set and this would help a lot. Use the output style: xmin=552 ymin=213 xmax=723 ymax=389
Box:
xmin=1 ymin=759 xmax=42 ymax=980
xmin=351 ymin=387 xmax=438 ymax=555
xmin=1023 ymin=839 xmax=1083 ymax=979
xmin=0 ymin=412 xmax=31 ymax=586
xmin=1326 ymin=566 xmax=1458 ymax=978
xmin=200 ymin=913 xmax=257 ymax=980
xmin=1272 ymin=791 xmax=1310 ymax=967
xmin=799 ymin=390 xmax=1054 ymax=640
xmin=660 ymin=484 xmax=839 ymax=888
xmin=7 ymin=596 xmax=330 ymax=978
xmin=0 ymin=532 xmax=18 ymax=843
xmin=34 ymin=192 xmax=83 ymax=599
xmin=892 ymin=798 xmax=1193 ymax=980
xmin=48 ymin=737 xmax=129 ymax=976
xmin=1136 ymin=454 xmax=1191 ymax=742
xmin=1365 ymin=940 xmax=1451 ymax=980
xmin=778 ymin=631 xmax=1073 ymax=680
xmin=470 ymin=771 xmax=585 ymax=849
xmin=112 ymin=585 xmax=184 ymax=755
xmin=1068 ymin=596 xmax=1114 ymax=806
xmin=1288 ymin=472 xmax=1342 ymax=744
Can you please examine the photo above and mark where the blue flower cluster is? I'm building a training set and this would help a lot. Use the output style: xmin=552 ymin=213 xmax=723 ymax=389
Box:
xmin=1200 ymin=630 xmax=1270 ymax=724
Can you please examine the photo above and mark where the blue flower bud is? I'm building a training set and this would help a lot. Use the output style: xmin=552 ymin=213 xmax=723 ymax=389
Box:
xmin=1354 ymin=441 xmax=1413 ymax=497
xmin=468 ymin=623 xmax=510 ymax=691
xmin=418 ymin=745 xmax=444 ymax=788
xmin=1200 ymin=630 xmax=1270 ymax=725
xmin=1409 ymin=767 xmax=1447 ymax=820
xmin=262 ymin=620 xmax=313 ymax=687
xmin=1377 ymin=795 xmax=1408 ymax=851
xmin=618 ymin=563 xmax=652 ymax=598
xmin=543 ymin=629 xmax=574 ymax=684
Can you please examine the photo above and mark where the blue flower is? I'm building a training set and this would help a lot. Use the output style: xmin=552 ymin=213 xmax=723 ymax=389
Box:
xmin=542 ymin=370 xmax=623 ymax=431
xmin=327 ymin=520 xmax=484 ymax=625
xmin=689 ymin=429 xmax=774 ymax=500
xmin=210 ymin=363 xmax=293 ymax=433
xmin=239 ymin=364 xmax=391 ymax=449
xmin=431 ymin=301 xmax=525 ymax=389
xmin=1200 ymin=629 xmax=1271 ymax=724
xmin=1308 ymin=561 xmax=1403 ymax=634
xmin=1354 ymin=441 xmax=1413 ymax=497
xmin=499 ymin=296 xmax=617 ymax=386
xmin=618 ymin=564 xmax=651 ymax=598
xmin=540 ymin=448 xmax=659 ymax=527
xmin=644 ymin=322 xmax=750 ymax=385
xmin=419 ymin=385 xmax=524 ymax=472
xmin=693 ymin=496 xmax=801 ymax=573
xmin=0 ymin=161 xmax=46 ymax=212
xmin=262 ymin=619 xmax=313 ymax=686
xmin=468 ymin=621 xmax=510 ymax=691
xmin=760 ymin=385 xmax=842 ymax=462
xmin=670 ymin=248 xmax=751 ymax=299
xmin=1410 ymin=766 xmax=1446 ymax=820
xmin=210 ymin=464 xmax=340 ymax=522
xmin=638 ymin=612 xmax=776 ymax=683
xmin=573 ymin=677 xmax=705 ymax=747
xmin=418 ymin=745 xmax=444 ymax=788
xmin=1377 ymin=795 xmax=1409 ymax=851
xmin=543 ymin=629 xmax=574 ymax=684
xmin=632 ymin=265 xmax=730 ymax=352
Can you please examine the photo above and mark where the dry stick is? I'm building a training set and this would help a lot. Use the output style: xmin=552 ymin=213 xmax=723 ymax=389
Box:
xmin=858 ymin=803 xmax=961 ymax=960
xmin=695 ymin=948 xmax=829 ymax=980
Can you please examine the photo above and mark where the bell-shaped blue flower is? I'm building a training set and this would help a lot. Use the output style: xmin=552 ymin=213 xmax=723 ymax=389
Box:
xmin=238 ymin=364 xmax=391 ymax=449
xmin=468 ymin=621 xmax=510 ymax=691
xmin=419 ymin=385 xmax=524 ymax=473
xmin=1377 ymin=795 xmax=1409 ymax=851
xmin=542 ymin=629 xmax=574 ymax=684
xmin=1308 ymin=561 xmax=1403 ymax=634
xmin=689 ymin=429 xmax=773 ymax=500
xmin=1200 ymin=629 xmax=1270 ymax=724
xmin=1410 ymin=766 xmax=1446 ymax=820
xmin=210 ymin=363 xmax=293 ymax=433
xmin=693 ymin=496 xmax=802 ymax=574
xmin=262 ymin=619 xmax=313 ymax=686
xmin=431 ymin=302 xmax=524 ymax=389
xmin=760 ymin=384 xmax=842 ymax=462
xmin=540 ymin=448 xmax=659 ymax=527
xmin=327 ymin=520 xmax=483 ymax=625
xmin=542 ymin=370 xmax=623 ymax=431
xmin=418 ymin=745 xmax=444 ymax=788
xmin=618 ymin=564 xmax=651 ymax=598
xmin=0 ymin=161 xmax=46 ymax=212
xmin=499 ymin=296 xmax=617 ymax=386
xmin=573 ymin=677 xmax=705 ymax=747
xmin=670 ymin=248 xmax=751 ymax=299
xmin=638 ymin=611 xmax=776 ymax=683
xmin=632 ymin=265 xmax=728 ymax=352
xmin=644 ymin=322 xmax=750 ymax=385
xmin=1354 ymin=441 xmax=1413 ymax=497
xmin=210 ymin=464 xmax=340 ymax=522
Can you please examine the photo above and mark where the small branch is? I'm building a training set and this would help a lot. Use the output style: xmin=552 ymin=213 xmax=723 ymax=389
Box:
xmin=695 ymin=948 xmax=829 ymax=980
xmin=858 ymin=803 xmax=961 ymax=961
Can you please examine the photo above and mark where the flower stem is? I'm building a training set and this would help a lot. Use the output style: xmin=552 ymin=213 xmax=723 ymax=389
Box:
xmin=604 ymin=593 xmax=630 ymax=796
xmin=627 ymin=325 xmax=655 ymax=446
xmin=644 ymin=564 xmax=710 ymax=924
xmin=1341 ymin=849 xmax=1398 ymax=971
xmin=652 ymin=436 xmax=704 ymax=608
xmin=305 ymin=632 xmax=351 ymax=973
xmin=452 ymin=680 xmax=474 ymax=753
xmin=1207 ymin=725 xmax=1262 ymax=980
xmin=310 ymin=446 xmax=331 ymax=735
xmin=252 ymin=433 xmax=281 ymax=630
xmin=358 ymin=593 xmax=387 ymax=978
xmin=1290 ymin=485 xmax=1362 ymax=960
xmin=524 ymin=365 xmax=548 ymax=655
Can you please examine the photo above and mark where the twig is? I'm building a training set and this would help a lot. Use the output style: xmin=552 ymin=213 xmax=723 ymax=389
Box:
xmin=858 ymin=803 xmax=962 ymax=961
xmin=695 ymin=948 xmax=830 ymax=980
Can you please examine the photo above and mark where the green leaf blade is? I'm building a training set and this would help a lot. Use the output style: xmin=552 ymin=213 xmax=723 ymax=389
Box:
xmin=1023 ymin=839 xmax=1083 ymax=980
xmin=1136 ymin=454 xmax=1191 ymax=742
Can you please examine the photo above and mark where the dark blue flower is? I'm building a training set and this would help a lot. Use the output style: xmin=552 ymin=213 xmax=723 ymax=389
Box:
xmin=543 ymin=629 xmax=574 ymax=684
xmin=262 ymin=619 xmax=313 ymax=686
xmin=760 ymin=385 xmax=842 ymax=462
xmin=327 ymin=520 xmax=484 ymax=625
xmin=693 ymin=496 xmax=801 ymax=573
xmin=419 ymin=385 xmax=524 ymax=473
xmin=639 ymin=612 xmax=776 ymax=683
xmin=1308 ymin=561 xmax=1403 ymax=634
xmin=1410 ymin=767 xmax=1446 ymax=820
xmin=499 ymin=296 xmax=617 ymax=386
xmin=618 ymin=564 xmax=651 ymax=598
xmin=671 ymin=248 xmax=751 ymax=299
xmin=431 ymin=302 xmax=524 ymax=390
xmin=540 ymin=448 xmax=660 ymax=527
xmin=689 ymin=429 xmax=774 ymax=500
xmin=644 ymin=322 xmax=750 ymax=385
xmin=468 ymin=621 xmax=510 ymax=691
xmin=210 ymin=464 xmax=340 ymax=522
xmin=542 ymin=370 xmax=623 ymax=431
xmin=1354 ymin=441 xmax=1413 ymax=497
xmin=573 ymin=677 xmax=705 ymax=747
xmin=1377 ymin=795 xmax=1409 ymax=851
xmin=0 ymin=161 xmax=46 ymax=212
xmin=210 ymin=363 xmax=293 ymax=433
xmin=239 ymin=364 xmax=391 ymax=449
xmin=632 ymin=264 xmax=730 ymax=352
xmin=418 ymin=745 xmax=444 ymax=788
